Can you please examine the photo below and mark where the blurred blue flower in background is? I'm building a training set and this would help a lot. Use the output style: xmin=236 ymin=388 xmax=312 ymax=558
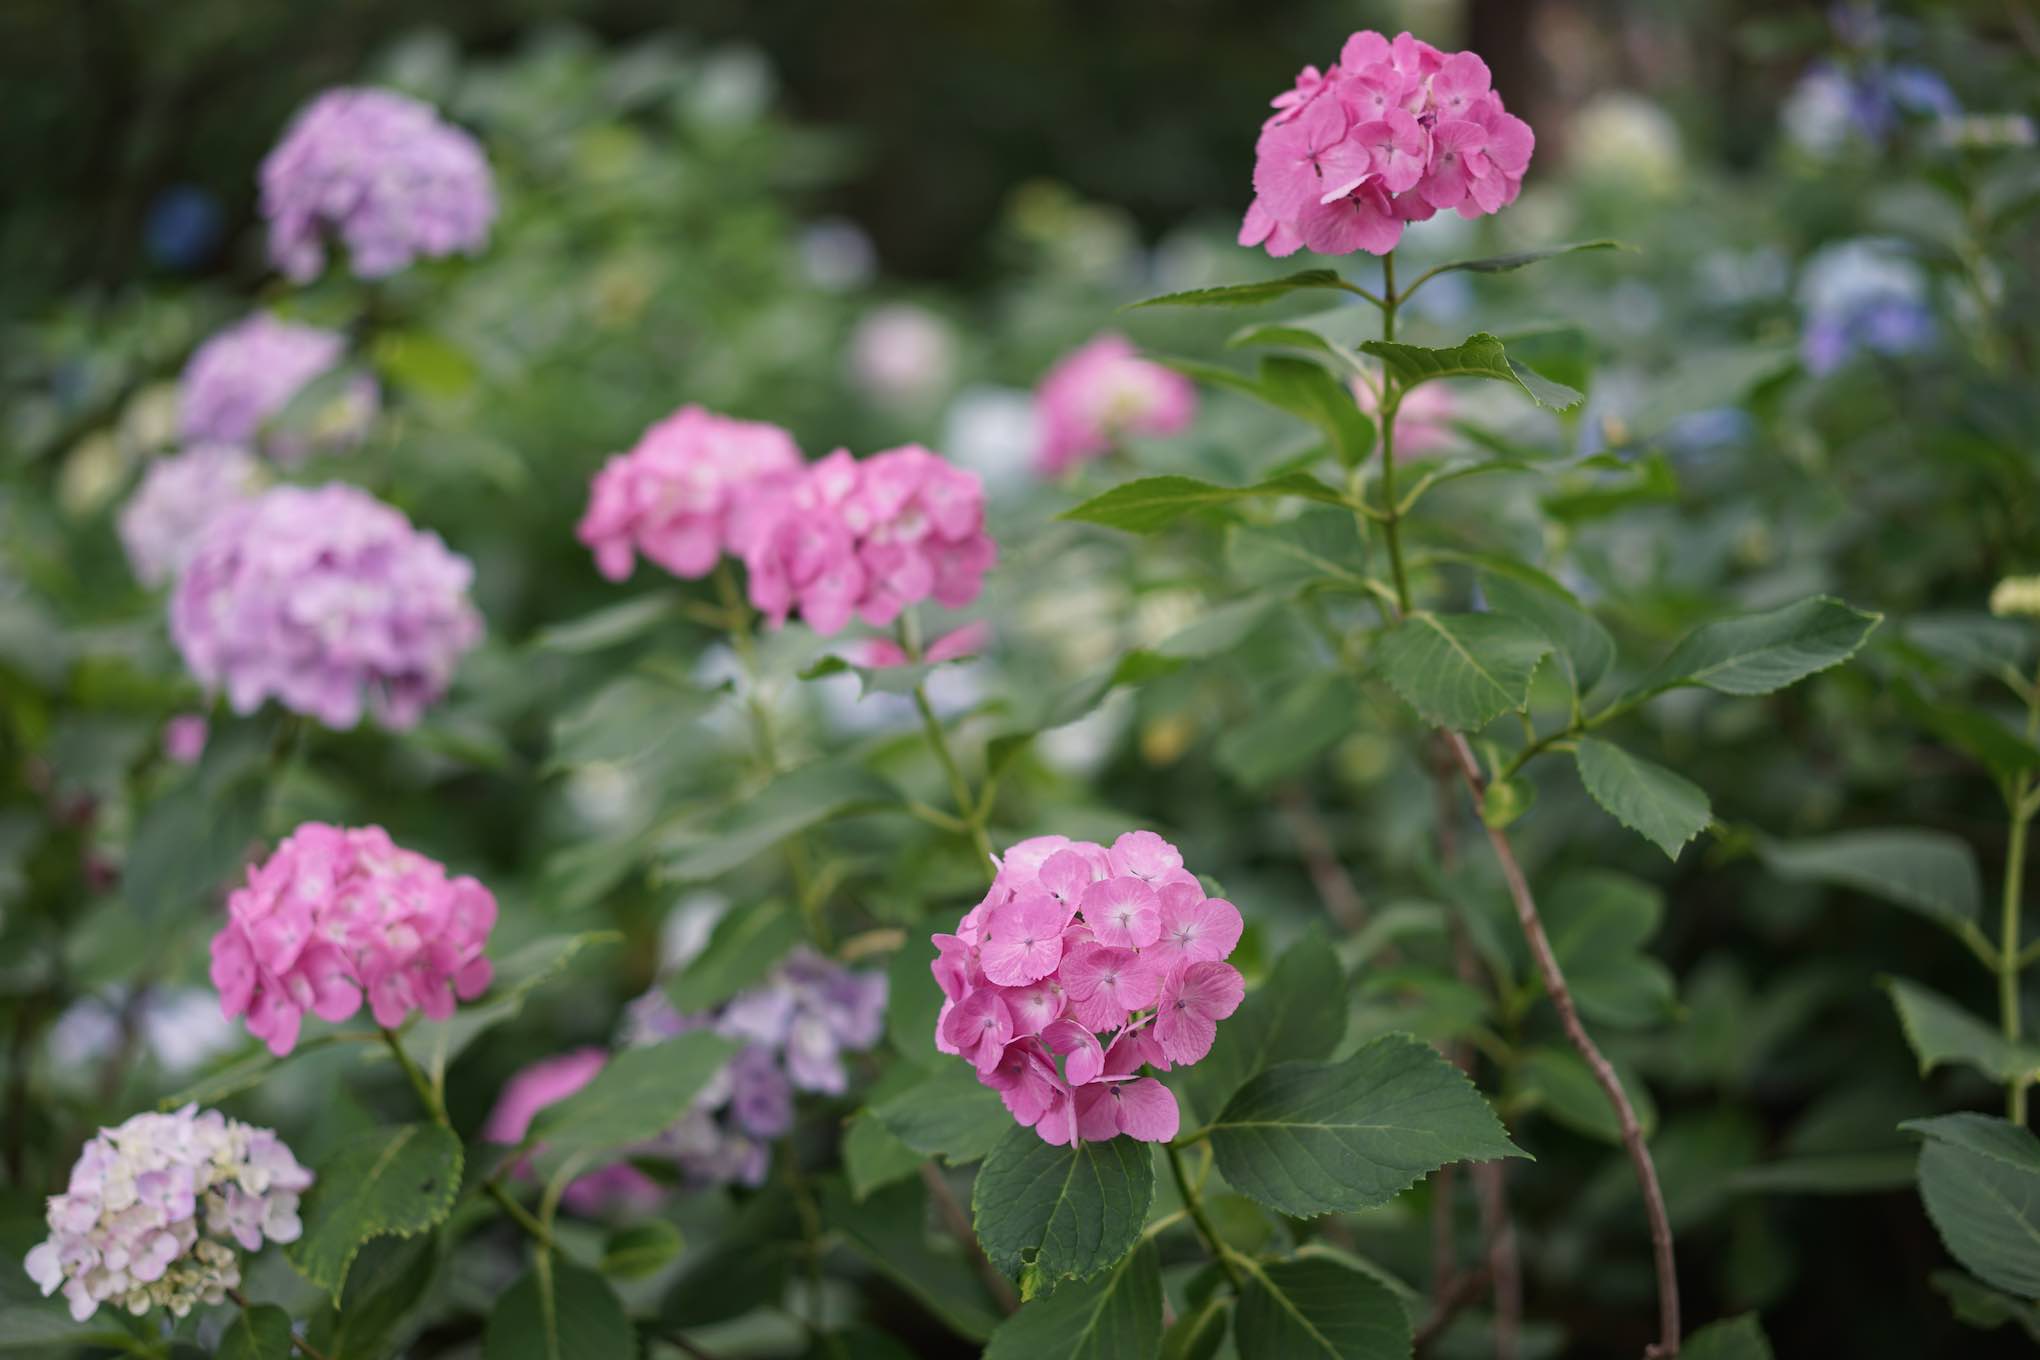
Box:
xmin=142 ymin=184 xmax=224 ymax=272
xmin=1797 ymin=237 xmax=1936 ymax=374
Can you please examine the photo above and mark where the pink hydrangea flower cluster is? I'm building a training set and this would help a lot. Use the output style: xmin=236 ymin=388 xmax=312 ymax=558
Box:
xmin=260 ymin=87 xmax=496 ymax=283
xmin=932 ymin=831 xmax=1245 ymax=1146
xmin=1033 ymin=334 xmax=1198 ymax=478
xmin=170 ymin=484 xmax=482 ymax=730
xmin=178 ymin=313 xmax=379 ymax=465
xmin=209 ymin=823 xmax=497 ymax=1056
xmin=117 ymin=443 xmax=262 ymax=588
xmin=23 ymin=1105 xmax=311 ymax=1322
xmin=742 ymin=445 xmax=996 ymax=636
xmin=1242 ymin=30 xmax=1535 ymax=258
xmin=577 ymin=405 xmax=804 ymax=582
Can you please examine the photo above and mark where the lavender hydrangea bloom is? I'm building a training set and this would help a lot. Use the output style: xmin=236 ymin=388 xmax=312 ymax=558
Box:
xmin=261 ymin=87 xmax=496 ymax=283
xmin=170 ymin=484 xmax=483 ymax=730
xmin=117 ymin=443 xmax=261 ymax=587
xmin=1797 ymin=238 xmax=1936 ymax=375
xmin=623 ymin=946 xmax=887 ymax=1188
xmin=179 ymin=313 xmax=378 ymax=465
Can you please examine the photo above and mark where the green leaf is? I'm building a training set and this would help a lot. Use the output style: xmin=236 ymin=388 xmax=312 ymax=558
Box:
xmin=1227 ymin=509 xmax=1370 ymax=595
xmin=529 ymin=1032 xmax=738 ymax=1156
xmin=1726 ymin=1152 xmax=1917 ymax=1195
xmin=399 ymin=931 xmax=619 ymax=1089
xmin=664 ymin=899 xmax=803 ymax=1012
xmin=530 ymin=591 xmax=683 ymax=653
xmin=1543 ymin=870 xmax=1676 ymax=1029
xmin=548 ymin=672 xmax=718 ymax=771
xmin=1215 ymin=673 xmax=1362 ymax=789
xmin=1374 ymin=611 xmax=1551 ymax=730
xmin=1629 ymin=596 xmax=1881 ymax=700
xmin=821 ymin=1176 xmax=1003 ymax=1340
xmin=972 ymin=1124 xmax=1155 ymax=1288
xmin=1177 ymin=930 xmax=1349 ymax=1128
xmin=373 ymin=330 xmax=477 ymax=401
xmin=1573 ymin=738 xmax=1712 ymax=860
xmin=1511 ymin=1045 xmax=1658 ymax=1143
xmin=482 ymin=1261 xmax=635 ymax=1360
xmin=1932 ymin=1269 xmax=2040 ymax=1342
xmin=1062 ymin=473 xmax=1352 ymax=536
xmin=288 ymin=1123 xmax=463 ymax=1296
xmin=1130 ymin=270 xmax=1351 ymax=309
xmin=1359 ymin=332 xmax=1584 ymax=411
xmin=1234 ymin=1255 xmax=1411 ymax=1360
xmin=1157 ymin=597 xmax=1281 ymax=660
xmin=1885 ymin=977 xmax=2040 ymax=1083
xmin=1682 ymin=1313 xmax=1777 ymax=1360
xmin=305 ymin=1231 xmax=440 ymax=1360
xmin=217 ymin=1305 xmax=294 ymax=1360
xmin=873 ymin=1062 xmax=1013 ymax=1165
xmin=1757 ymin=829 xmax=1983 ymax=939
xmin=600 ymin=1219 xmax=685 ymax=1280
xmin=1256 ymin=356 xmax=1376 ymax=468
xmin=1160 ymin=1292 xmax=1232 ymax=1360
xmin=1902 ymin=1114 xmax=2040 ymax=1298
xmin=125 ymin=771 xmax=264 ymax=921
xmin=1414 ymin=239 xmax=1625 ymax=280
xmin=983 ymin=1239 xmax=1163 ymax=1360
xmin=844 ymin=1109 xmax=925 ymax=1199
xmin=1901 ymin=685 xmax=2040 ymax=783
xmin=0 ymin=1306 xmax=139 ymax=1353
xmin=1155 ymin=355 xmax=1269 ymax=400
xmin=658 ymin=759 xmax=899 ymax=883
xmin=1477 ymin=565 xmax=1615 ymax=697
xmin=1207 ymin=1034 xmax=1525 ymax=1218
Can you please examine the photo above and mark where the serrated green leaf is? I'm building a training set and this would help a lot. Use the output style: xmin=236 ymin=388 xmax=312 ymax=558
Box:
xmin=1062 ymin=473 xmax=1353 ymax=535
xmin=1374 ymin=611 xmax=1551 ymax=730
xmin=1234 ymin=1255 xmax=1411 ymax=1360
xmin=1884 ymin=977 xmax=2040 ymax=1083
xmin=983 ymin=1239 xmax=1163 ymax=1360
xmin=1207 ymin=1034 xmax=1524 ymax=1219
xmin=1510 ymin=1045 xmax=1658 ymax=1143
xmin=529 ymin=1031 xmax=738 ymax=1156
xmin=1932 ymin=1269 xmax=2040 ymax=1342
xmin=1215 ymin=673 xmax=1362 ymax=789
xmin=1683 ymin=1313 xmax=1777 ymax=1360
xmin=1757 ymin=829 xmax=1983 ymax=939
xmin=873 ymin=1062 xmax=1012 ymax=1165
xmin=288 ymin=1123 xmax=463 ymax=1297
xmin=658 ymin=759 xmax=899 ymax=883
xmin=664 ymin=899 xmax=802 ymax=1012
xmin=1176 ymin=931 xmax=1348 ymax=1129
xmin=600 ymin=1219 xmax=684 ymax=1280
xmin=1902 ymin=1114 xmax=2040 ymax=1299
xmin=972 ymin=1125 xmax=1155 ymax=1286
xmin=1477 ymin=566 xmax=1615 ymax=697
xmin=483 ymin=1261 xmax=634 ymax=1360
xmin=1413 ymin=239 xmax=1626 ymax=280
xmin=1130 ymin=270 xmax=1351 ymax=309
xmin=217 ymin=1305 xmax=294 ymax=1360
xmin=1359 ymin=332 xmax=1584 ymax=411
xmin=1227 ymin=509 xmax=1370 ymax=595
xmin=1573 ymin=738 xmax=1712 ymax=860
xmin=1629 ymin=596 xmax=1880 ymax=701
xmin=304 ymin=1231 xmax=440 ymax=1360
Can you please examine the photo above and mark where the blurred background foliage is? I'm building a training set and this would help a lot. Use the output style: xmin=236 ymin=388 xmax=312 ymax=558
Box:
xmin=4 ymin=0 xmax=2040 ymax=1356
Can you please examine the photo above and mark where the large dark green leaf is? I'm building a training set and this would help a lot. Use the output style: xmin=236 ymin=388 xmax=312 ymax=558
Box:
xmin=972 ymin=1125 xmax=1155 ymax=1290
xmin=288 ymin=1123 xmax=463 ymax=1296
xmin=1234 ymin=1255 xmax=1411 ymax=1359
xmin=1628 ymin=596 xmax=1880 ymax=701
xmin=1904 ymin=1114 xmax=2040 ymax=1299
xmin=982 ymin=1240 xmax=1163 ymax=1360
xmin=872 ymin=1061 xmax=1013 ymax=1165
xmin=1374 ymin=612 xmax=1551 ymax=731
xmin=1884 ymin=977 xmax=2040 ymax=1083
xmin=1207 ymin=1035 xmax=1524 ymax=1218
xmin=1177 ymin=931 xmax=1348 ymax=1128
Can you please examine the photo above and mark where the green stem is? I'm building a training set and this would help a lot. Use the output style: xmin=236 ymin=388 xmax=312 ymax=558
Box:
xmin=1166 ymin=1143 xmax=1244 ymax=1291
xmin=487 ymin=1177 xmax=555 ymax=1251
xmin=913 ymin=684 xmax=996 ymax=876
xmin=1376 ymin=251 xmax=1412 ymax=615
xmin=378 ymin=1027 xmax=448 ymax=1127
xmin=2002 ymin=810 xmax=2028 ymax=1123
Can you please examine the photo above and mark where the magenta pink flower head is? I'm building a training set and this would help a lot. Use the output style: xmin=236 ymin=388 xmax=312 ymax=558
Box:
xmin=742 ymin=444 xmax=996 ymax=637
xmin=170 ymin=483 xmax=482 ymax=730
xmin=261 ymin=87 xmax=495 ymax=282
xmin=208 ymin=823 xmax=497 ymax=1056
xmin=1242 ymin=30 xmax=1535 ymax=258
xmin=577 ymin=405 xmax=804 ymax=582
xmin=178 ymin=313 xmax=378 ymax=464
xmin=24 ymin=1105 xmax=311 ymax=1322
xmin=1033 ymin=334 xmax=1198 ymax=478
xmin=930 ymin=830 xmax=1245 ymax=1146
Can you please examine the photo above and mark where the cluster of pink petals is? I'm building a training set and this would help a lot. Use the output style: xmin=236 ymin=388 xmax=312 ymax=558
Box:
xmin=117 ymin=443 xmax=262 ymax=588
xmin=931 ymin=831 xmax=1245 ymax=1146
xmin=1242 ymin=30 xmax=1534 ymax=258
xmin=1033 ymin=334 xmax=1198 ymax=477
xmin=260 ymin=87 xmax=496 ymax=283
xmin=482 ymin=1049 xmax=665 ymax=1216
xmin=209 ymin=823 xmax=497 ymax=1056
xmin=177 ymin=313 xmax=378 ymax=465
xmin=170 ymin=483 xmax=482 ymax=730
xmin=742 ymin=445 xmax=996 ymax=637
xmin=577 ymin=405 xmax=805 ymax=582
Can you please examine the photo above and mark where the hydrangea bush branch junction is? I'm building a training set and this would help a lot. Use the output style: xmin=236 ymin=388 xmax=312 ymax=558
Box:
xmin=18 ymin=11 xmax=2031 ymax=1360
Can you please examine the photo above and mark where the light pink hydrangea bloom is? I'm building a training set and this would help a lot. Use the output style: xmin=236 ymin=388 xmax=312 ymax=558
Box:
xmin=483 ymin=1049 xmax=664 ymax=1216
xmin=118 ymin=443 xmax=261 ymax=588
xmin=742 ymin=445 xmax=997 ymax=637
xmin=1241 ymin=30 xmax=1535 ymax=258
xmin=24 ymin=1105 xmax=310 ymax=1322
xmin=1352 ymin=368 xmax=1456 ymax=457
xmin=1033 ymin=334 xmax=1198 ymax=477
xmin=178 ymin=314 xmax=378 ymax=465
xmin=930 ymin=830 xmax=1244 ymax=1146
xmin=577 ymin=406 xmax=805 ymax=582
xmin=208 ymin=823 xmax=497 ymax=1056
